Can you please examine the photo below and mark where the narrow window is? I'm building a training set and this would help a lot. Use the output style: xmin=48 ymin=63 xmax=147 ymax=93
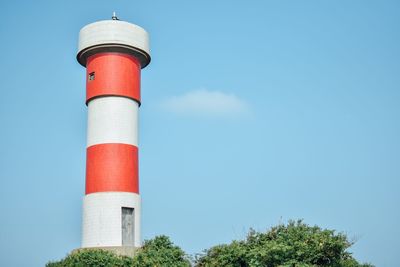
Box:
xmin=121 ymin=207 xmax=134 ymax=246
xmin=88 ymin=72 xmax=95 ymax=81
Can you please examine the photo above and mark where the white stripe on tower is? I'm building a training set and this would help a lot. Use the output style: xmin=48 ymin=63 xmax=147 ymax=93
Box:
xmin=77 ymin=17 xmax=150 ymax=249
xmin=87 ymin=97 xmax=139 ymax=147
xmin=82 ymin=193 xmax=141 ymax=247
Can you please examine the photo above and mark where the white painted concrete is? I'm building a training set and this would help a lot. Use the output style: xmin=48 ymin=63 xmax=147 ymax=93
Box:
xmin=78 ymin=20 xmax=150 ymax=67
xmin=82 ymin=192 xmax=141 ymax=248
xmin=87 ymin=96 xmax=138 ymax=147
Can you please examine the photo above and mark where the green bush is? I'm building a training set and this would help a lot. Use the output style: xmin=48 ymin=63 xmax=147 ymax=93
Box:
xmin=46 ymin=249 xmax=133 ymax=267
xmin=46 ymin=236 xmax=190 ymax=267
xmin=195 ymin=220 xmax=373 ymax=267
xmin=132 ymin=235 xmax=191 ymax=267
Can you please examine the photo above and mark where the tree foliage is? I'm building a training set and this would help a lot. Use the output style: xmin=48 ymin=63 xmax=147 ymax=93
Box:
xmin=46 ymin=236 xmax=190 ymax=267
xmin=47 ymin=221 xmax=373 ymax=267
xmin=132 ymin=235 xmax=191 ymax=267
xmin=195 ymin=220 xmax=373 ymax=267
xmin=46 ymin=249 xmax=133 ymax=267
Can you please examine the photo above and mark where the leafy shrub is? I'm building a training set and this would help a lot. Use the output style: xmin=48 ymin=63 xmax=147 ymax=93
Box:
xmin=132 ymin=235 xmax=191 ymax=267
xmin=46 ymin=249 xmax=133 ymax=267
xmin=195 ymin=220 xmax=373 ymax=267
xmin=46 ymin=236 xmax=190 ymax=267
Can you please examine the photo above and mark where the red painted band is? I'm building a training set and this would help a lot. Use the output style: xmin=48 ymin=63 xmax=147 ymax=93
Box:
xmin=86 ymin=143 xmax=139 ymax=194
xmin=86 ymin=53 xmax=141 ymax=104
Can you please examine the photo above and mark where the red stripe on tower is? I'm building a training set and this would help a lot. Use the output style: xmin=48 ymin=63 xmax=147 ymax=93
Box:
xmin=86 ymin=143 xmax=139 ymax=194
xmin=86 ymin=53 xmax=141 ymax=104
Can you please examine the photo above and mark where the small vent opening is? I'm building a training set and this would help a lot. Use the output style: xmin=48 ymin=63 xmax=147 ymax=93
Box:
xmin=88 ymin=72 xmax=95 ymax=81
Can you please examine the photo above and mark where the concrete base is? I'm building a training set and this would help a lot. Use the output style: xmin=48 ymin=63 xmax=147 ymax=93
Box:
xmin=73 ymin=246 xmax=139 ymax=258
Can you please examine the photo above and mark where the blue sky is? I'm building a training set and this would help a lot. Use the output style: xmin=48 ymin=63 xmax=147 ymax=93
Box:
xmin=0 ymin=0 xmax=399 ymax=266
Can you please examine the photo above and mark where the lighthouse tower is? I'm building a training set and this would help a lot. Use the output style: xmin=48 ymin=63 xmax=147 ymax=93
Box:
xmin=77 ymin=14 xmax=150 ymax=250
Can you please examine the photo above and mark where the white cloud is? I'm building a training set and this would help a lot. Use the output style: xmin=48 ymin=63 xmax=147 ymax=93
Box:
xmin=161 ymin=89 xmax=251 ymax=118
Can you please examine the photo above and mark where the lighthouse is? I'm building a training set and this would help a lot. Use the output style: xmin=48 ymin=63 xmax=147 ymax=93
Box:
xmin=77 ymin=14 xmax=150 ymax=251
